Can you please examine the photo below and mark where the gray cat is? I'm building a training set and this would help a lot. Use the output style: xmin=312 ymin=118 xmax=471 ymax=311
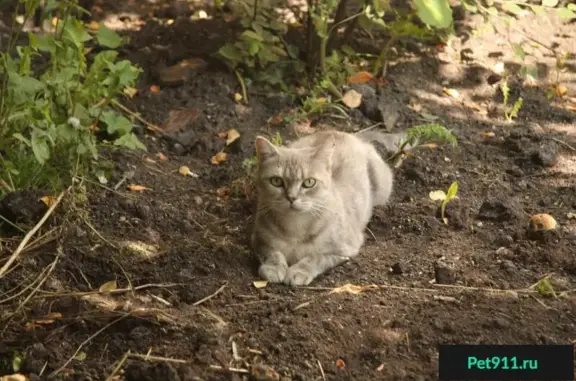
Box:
xmin=250 ymin=129 xmax=408 ymax=286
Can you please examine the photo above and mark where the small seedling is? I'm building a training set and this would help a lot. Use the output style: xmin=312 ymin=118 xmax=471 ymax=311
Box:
xmin=501 ymin=78 xmax=524 ymax=122
xmin=429 ymin=181 xmax=459 ymax=224
xmin=389 ymin=123 xmax=457 ymax=164
xmin=533 ymin=275 xmax=557 ymax=298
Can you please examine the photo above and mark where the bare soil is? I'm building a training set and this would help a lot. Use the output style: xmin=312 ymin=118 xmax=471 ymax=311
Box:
xmin=1 ymin=2 xmax=576 ymax=381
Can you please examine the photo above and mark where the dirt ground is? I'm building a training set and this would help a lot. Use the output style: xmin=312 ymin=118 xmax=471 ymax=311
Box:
xmin=1 ymin=1 xmax=576 ymax=381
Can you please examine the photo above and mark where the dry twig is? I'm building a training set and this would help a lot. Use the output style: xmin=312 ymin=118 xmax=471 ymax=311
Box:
xmin=192 ymin=283 xmax=227 ymax=306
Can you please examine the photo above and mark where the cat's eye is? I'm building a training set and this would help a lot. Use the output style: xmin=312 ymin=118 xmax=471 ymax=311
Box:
xmin=302 ymin=178 xmax=316 ymax=188
xmin=269 ymin=176 xmax=284 ymax=187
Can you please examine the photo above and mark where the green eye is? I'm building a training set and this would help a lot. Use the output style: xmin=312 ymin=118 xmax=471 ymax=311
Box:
xmin=302 ymin=178 xmax=316 ymax=188
xmin=269 ymin=177 xmax=284 ymax=187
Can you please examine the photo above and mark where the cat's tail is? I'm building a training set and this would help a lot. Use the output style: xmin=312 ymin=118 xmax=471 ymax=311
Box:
xmin=355 ymin=129 xmax=418 ymax=153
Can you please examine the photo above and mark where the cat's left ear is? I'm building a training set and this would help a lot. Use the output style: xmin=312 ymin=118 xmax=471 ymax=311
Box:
xmin=314 ymin=134 xmax=336 ymax=167
xmin=255 ymin=136 xmax=279 ymax=163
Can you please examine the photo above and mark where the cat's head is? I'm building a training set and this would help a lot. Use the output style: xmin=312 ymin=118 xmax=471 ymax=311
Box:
xmin=254 ymin=135 xmax=335 ymax=213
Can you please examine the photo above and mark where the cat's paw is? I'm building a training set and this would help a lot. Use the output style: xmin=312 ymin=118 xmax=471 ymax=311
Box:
xmin=283 ymin=266 xmax=315 ymax=286
xmin=258 ymin=263 xmax=287 ymax=283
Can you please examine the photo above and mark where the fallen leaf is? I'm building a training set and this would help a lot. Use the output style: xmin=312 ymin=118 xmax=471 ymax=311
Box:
xmin=336 ymin=359 xmax=346 ymax=369
xmin=150 ymin=85 xmax=160 ymax=93
xmin=567 ymin=212 xmax=576 ymax=219
xmin=162 ymin=109 xmax=199 ymax=132
xmin=253 ymin=280 xmax=269 ymax=289
xmin=157 ymin=152 xmax=168 ymax=161
xmin=292 ymin=119 xmax=316 ymax=134
xmin=410 ymin=103 xmax=423 ymax=112
xmin=555 ymin=84 xmax=568 ymax=97
xmin=178 ymin=165 xmax=199 ymax=178
xmin=376 ymin=363 xmax=385 ymax=371
xmin=123 ymin=87 xmax=138 ymax=98
xmin=74 ymin=351 xmax=87 ymax=361
xmin=429 ymin=190 xmax=447 ymax=201
xmin=217 ymin=131 xmax=228 ymax=138
xmin=144 ymin=157 xmax=156 ymax=164
xmin=268 ymin=113 xmax=284 ymax=125
xmin=420 ymin=143 xmax=438 ymax=149
xmin=198 ymin=10 xmax=208 ymax=19
xmin=480 ymin=131 xmax=496 ymax=138
xmin=98 ymin=280 xmax=118 ymax=293
xmin=234 ymin=93 xmax=243 ymax=102
xmin=493 ymin=62 xmax=505 ymax=74
xmin=226 ymin=128 xmax=241 ymax=146
xmin=442 ymin=88 xmax=459 ymax=98
xmin=342 ymin=90 xmax=362 ymax=108
xmin=529 ymin=213 xmax=557 ymax=231
xmin=329 ymin=283 xmax=378 ymax=295
xmin=211 ymin=151 xmax=228 ymax=165
xmin=127 ymin=184 xmax=150 ymax=192
xmin=347 ymin=71 xmax=373 ymax=84
xmin=40 ymin=196 xmax=57 ymax=207
xmin=34 ymin=312 xmax=63 ymax=325
xmin=0 ymin=374 xmax=28 ymax=381
xmin=24 ymin=323 xmax=42 ymax=331
xmin=157 ymin=58 xmax=207 ymax=85
xmin=87 ymin=20 xmax=99 ymax=31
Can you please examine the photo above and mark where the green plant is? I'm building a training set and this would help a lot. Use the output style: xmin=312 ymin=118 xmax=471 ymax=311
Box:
xmin=0 ymin=0 xmax=144 ymax=195
xmin=397 ymin=123 xmax=457 ymax=153
xmin=500 ymin=78 xmax=523 ymax=122
xmin=534 ymin=275 xmax=557 ymax=298
xmin=429 ymin=181 xmax=459 ymax=224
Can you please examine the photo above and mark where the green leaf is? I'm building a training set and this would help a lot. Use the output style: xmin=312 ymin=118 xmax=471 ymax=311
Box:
xmin=45 ymin=0 xmax=61 ymax=13
xmin=502 ymin=3 xmax=523 ymax=15
xmin=12 ymin=352 xmax=25 ymax=372
xmin=96 ymin=22 xmax=123 ymax=48
xmin=113 ymin=60 xmax=141 ymax=87
xmin=535 ymin=276 xmax=556 ymax=297
xmin=569 ymin=4 xmax=576 ymax=10
xmin=557 ymin=7 xmax=576 ymax=20
xmin=446 ymin=181 xmax=459 ymax=200
xmin=61 ymin=18 xmax=92 ymax=48
xmin=8 ymin=72 xmax=45 ymax=94
xmin=101 ymin=111 xmax=133 ymax=135
xmin=542 ymin=0 xmax=558 ymax=7
xmin=511 ymin=43 xmax=525 ymax=61
xmin=31 ymin=134 xmax=50 ymax=165
xmin=218 ymin=43 xmax=243 ymax=64
xmin=13 ymin=133 xmax=31 ymax=147
xmin=240 ymin=30 xmax=264 ymax=42
xmin=412 ymin=0 xmax=453 ymax=29
xmin=114 ymin=133 xmax=147 ymax=150
xmin=247 ymin=40 xmax=261 ymax=56
xmin=257 ymin=47 xmax=280 ymax=64
xmin=531 ymin=5 xmax=546 ymax=16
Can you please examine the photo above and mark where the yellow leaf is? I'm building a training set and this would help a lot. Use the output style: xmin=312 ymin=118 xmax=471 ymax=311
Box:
xmin=74 ymin=351 xmax=87 ymax=361
xmin=442 ymin=88 xmax=459 ymax=98
xmin=0 ymin=374 xmax=28 ymax=381
xmin=179 ymin=166 xmax=191 ymax=176
xmin=480 ymin=131 xmax=496 ymax=138
xmin=253 ymin=280 xmax=269 ymax=289
xmin=341 ymin=90 xmax=362 ymax=109
xmin=234 ymin=93 xmax=243 ymax=102
xmin=211 ymin=151 xmax=228 ymax=165
xmin=555 ymin=85 xmax=568 ymax=97
xmin=226 ymin=128 xmax=241 ymax=146
xmin=127 ymin=184 xmax=150 ymax=192
xmin=40 ymin=196 xmax=57 ymax=207
xmin=315 ymin=97 xmax=327 ymax=104
xmin=329 ymin=283 xmax=378 ymax=295
xmin=347 ymin=71 xmax=373 ymax=84
xmin=429 ymin=190 xmax=447 ymax=201
xmin=123 ymin=87 xmax=138 ymax=98
xmin=87 ymin=20 xmax=99 ymax=31
xmin=98 ymin=280 xmax=118 ymax=293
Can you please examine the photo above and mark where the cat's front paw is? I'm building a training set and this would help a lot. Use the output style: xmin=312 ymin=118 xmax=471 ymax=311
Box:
xmin=283 ymin=266 xmax=315 ymax=286
xmin=258 ymin=263 xmax=288 ymax=283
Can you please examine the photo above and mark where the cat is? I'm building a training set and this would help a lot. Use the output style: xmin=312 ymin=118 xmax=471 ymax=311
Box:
xmin=250 ymin=128 xmax=409 ymax=286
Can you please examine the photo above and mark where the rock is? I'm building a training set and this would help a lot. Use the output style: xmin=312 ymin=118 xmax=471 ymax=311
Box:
xmin=173 ymin=143 xmax=187 ymax=155
xmin=477 ymin=198 xmax=523 ymax=222
xmin=390 ymin=262 xmax=403 ymax=275
xmin=494 ymin=234 xmax=514 ymax=247
xmin=434 ymin=261 xmax=455 ymax=284
xmin=530 ymin=143 xmax=558 ymax=167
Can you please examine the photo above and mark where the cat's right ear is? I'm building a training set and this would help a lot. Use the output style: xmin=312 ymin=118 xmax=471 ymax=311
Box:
xmin=255 ymin=136 xmax=278 ymax=163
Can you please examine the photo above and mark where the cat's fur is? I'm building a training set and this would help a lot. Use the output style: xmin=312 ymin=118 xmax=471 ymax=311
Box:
xmin=251 ymin=129 xmax=406 ymax=286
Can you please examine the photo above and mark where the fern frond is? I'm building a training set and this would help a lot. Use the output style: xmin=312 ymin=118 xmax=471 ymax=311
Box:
xmin=405 ymin=123 xmax=458 ymax=148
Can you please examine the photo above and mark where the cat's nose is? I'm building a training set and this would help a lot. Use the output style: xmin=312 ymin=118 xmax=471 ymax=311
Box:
xmin=286 ymin=196 xmax=296 ymax=203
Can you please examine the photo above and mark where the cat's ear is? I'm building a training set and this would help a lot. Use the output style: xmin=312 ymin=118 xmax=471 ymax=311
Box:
xmin=255 ymin=136 xmax=279 ymax=163
xmin=314 ymin=134 xmax=336 ymax=167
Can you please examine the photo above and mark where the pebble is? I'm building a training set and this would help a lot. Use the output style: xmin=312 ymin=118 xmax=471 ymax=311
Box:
xmin=434 ymin=262 xmax=455 ymax=284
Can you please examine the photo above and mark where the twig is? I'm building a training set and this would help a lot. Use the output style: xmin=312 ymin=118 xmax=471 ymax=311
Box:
xmin=208 ymin=365 xmax=250 ymax=374
xmin=193 ymin=283 xmax=227 ymax=306
xmin=111 ymin=99 xmax=164 ymax=133
xmin=354 ymin=122 xmax=383 ymax=135
xmin=105 ymin=350 xmax=131 ymax=381
xmin=34 ymin=283 xmax=183 ymax=299
xmin=0 ymin=187 xmax=69 ymax=278
xmin=551 ymin=137 xmax=576 ymax=152
xmin=128 ymin=352 xmax=187 ymax=364
xmin=49 ymin=314 xmax=130 ymax=378
xmin=317 ymin=360 xmax=327 ymax=381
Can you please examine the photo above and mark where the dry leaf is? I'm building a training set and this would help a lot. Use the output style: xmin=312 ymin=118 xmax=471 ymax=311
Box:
xmin=161 ymin=108 xmax=200 ymax=133
xmin=98 ymin=280 xmax=118 ymax=293
xmin=442 ymin=88 xmax=459 ymax=98
xmin=253 ymin=280 xmax=269 ymax=289
xmin=429 ymin=190 xmax=447 ymax=201
xmin=178 ymin=165 xmax=199 ymax=178
xmin=493 ymin=62 xmax=505 ymax=74
xmin=34 ymin=312 xmax=63 ymax=325
xmin=234 ymin=93 xmax=243 ymax=102
xmin=24 ymin=322 xmax=42 ymax=331
xmin=336 ymin=359 xmax=346 ymax=369
xmin=87 ymin=20 xmax=99 ymax=31
xmin=157 ymin=152 xmax=168 ymax=161
xmin=268 ymin=113 xmax=284 ymax=125
xmin=347 ymin=71 xmax=373 ymax=84
xmin=342 ymin=90 xmax=362 ymax=108
xmin=480 ymin=131 xmax=496 ymax=138
xmin=0 ymin=374 xmax=29 ymax=381
xmin=420 ymin=143 xmax=438 ymax=149
xmin=158 ymin=58 xmax=207 ymax=85
xmin=144 ymin=157 xmax=156 ymax=164
xmin=329 ymin=283 xmax=378 ymax=295
xmin=292 ymin=119 xmax=316 ymax=134
xmin=529 ymin=214 xmax=557 ymax=231
xmin=555 ymin=85 xmax=568 ymax=97
xmin=211 ymin=151 xmax=228 ymax=165
xmin=217 ymin=131 xmax=228 ymax=138
xmin=127 ymin=184 xmax=150 ymax=192
xmin=40 ymin=196 xmax=57 ymax=207
xmin=123 ymin=87 xmax=138 ymax=98
xmin=226 ymin=129 xmax=241 ymax=146
xmin=150 ymin=85 xmax=160 ymax=93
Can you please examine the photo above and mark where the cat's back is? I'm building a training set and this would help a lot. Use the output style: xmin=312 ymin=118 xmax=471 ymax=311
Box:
xmin=288 ymin=130 xmax=367 ymax=155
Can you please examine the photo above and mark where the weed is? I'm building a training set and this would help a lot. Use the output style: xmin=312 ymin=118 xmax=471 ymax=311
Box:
xmin=440 ymin=181 xmax=459 ymax=225
xmin=500 ymin=78 xmax=523 ymax=122
xmin=0 ymin=0 xmax=144 ymax=196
